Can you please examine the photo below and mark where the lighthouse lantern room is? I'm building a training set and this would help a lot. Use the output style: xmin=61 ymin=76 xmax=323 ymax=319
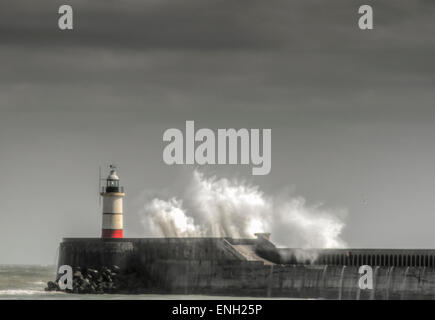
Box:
xmin=100 ymin=165 xmax=125 ymax=238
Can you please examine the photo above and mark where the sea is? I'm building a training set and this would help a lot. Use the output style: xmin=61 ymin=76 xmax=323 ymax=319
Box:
xmin=0 ymin=265 xmax=293 ymax=300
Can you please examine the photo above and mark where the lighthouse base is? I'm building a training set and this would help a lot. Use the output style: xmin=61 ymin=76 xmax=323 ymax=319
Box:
xmin=101 ymin=229 xmax=123 ymax=238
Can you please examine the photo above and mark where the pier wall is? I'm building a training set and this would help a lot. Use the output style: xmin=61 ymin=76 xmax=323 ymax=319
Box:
xmin=57 ymin=238 xmax=435 ymax=299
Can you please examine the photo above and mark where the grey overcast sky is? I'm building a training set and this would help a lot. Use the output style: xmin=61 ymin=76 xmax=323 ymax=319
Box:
xmin=1 ymin=0 xmax=435 ymax=264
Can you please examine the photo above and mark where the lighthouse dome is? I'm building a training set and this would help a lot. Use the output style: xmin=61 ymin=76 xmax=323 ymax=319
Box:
xmin=108 ymin=170 xmax=119 ymax=180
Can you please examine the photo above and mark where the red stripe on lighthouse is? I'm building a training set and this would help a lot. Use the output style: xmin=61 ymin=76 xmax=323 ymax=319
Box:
xmin=101 ymin=229 xmax=123 ymax=238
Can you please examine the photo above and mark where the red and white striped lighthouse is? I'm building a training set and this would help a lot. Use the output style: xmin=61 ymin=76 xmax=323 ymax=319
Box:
xmin=100 ymin=165 xmax=125 ymax=238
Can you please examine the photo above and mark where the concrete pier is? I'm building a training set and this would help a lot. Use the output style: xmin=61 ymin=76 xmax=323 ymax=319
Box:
xmin=57 ymin=237 xmax=435 ymax=299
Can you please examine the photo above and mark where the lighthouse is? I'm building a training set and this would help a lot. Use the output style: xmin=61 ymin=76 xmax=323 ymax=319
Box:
xmin=100 ymin=165 xmax=125 ymax=238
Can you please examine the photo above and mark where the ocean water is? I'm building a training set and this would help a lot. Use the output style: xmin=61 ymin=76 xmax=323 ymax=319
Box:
xmin=0 ymin=265 xmax=293 ymax=300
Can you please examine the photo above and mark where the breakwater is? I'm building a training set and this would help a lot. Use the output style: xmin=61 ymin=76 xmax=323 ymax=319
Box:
xmin=54 ymin=237 xmax=435 ymax=299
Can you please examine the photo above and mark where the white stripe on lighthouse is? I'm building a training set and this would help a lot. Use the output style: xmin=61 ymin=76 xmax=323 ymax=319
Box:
xmin=102 ymin=214 xmax=123 ymax=230
xmin=103 ymin=195 xmax=123 ymax=214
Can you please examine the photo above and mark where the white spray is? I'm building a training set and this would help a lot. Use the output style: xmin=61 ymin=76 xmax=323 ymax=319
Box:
xmin=140 ymin=170 xmax=347 ymax=250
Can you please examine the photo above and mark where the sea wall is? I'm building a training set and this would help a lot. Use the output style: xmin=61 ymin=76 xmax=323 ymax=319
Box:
xmin=57 ymin=238 xmax=435 ymax=299
xmin=58 ymin=238 xmax=134 ymax=269
xmin=130 ymin=261 xmax=435 ymax=299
